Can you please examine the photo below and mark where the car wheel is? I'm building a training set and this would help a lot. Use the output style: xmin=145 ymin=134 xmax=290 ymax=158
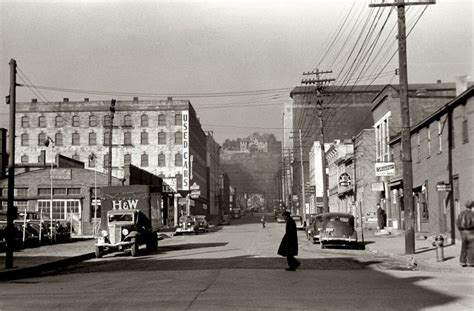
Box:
xmin=147 ymin=235 xmax=158 ymax=252
xmin=131 ymin=238 xmax=139 ymax=257
xmin=320 ymin=242 xmax=326 ymax=249
xmin=95 ymin=246 xmax=103 ymax=258
xmin=312 ymin=238 xmax=316 ymax=245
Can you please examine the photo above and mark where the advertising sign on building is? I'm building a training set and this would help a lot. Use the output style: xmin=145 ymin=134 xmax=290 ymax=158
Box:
xmin=371 ymin=182 xmax=385 ymax=192
xmin=162 ymin=177 xmax=177 ymax=193
xmin=375 ymin=162 xmax=395 ymax=176
xmin=338 ymin=173 xmax=351 ymax=186
xmin=182 ymin=111 xmax=190 ymax=190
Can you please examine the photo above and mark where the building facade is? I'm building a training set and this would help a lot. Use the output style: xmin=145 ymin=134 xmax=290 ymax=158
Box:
xmin=326 ymin=141 xmax=353 ymax=214
xmin=206 ymin=132 xmax=221 ymax=217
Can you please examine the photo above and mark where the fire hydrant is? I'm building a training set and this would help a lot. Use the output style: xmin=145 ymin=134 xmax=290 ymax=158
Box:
xmin=432 ymin=235 xmax=444 ymax=262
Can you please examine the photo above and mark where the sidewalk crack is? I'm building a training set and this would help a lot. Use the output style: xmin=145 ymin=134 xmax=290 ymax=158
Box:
xmin=184 ymin=269 xmax=221 ymax=311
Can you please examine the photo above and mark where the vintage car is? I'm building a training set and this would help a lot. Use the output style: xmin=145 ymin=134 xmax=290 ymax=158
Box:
xmin=306 ymin=214 xmax=324 ymax=244
xmin=193 ymin=215 xmax=209 ymax=233
xmin=175 ymin=215 xmax=198 ymax=235
xmin=319 ymin=213 xmax=357 ymax=249
xmin=218 ymin=214 xmax=231 ymax=225
xmin=292 ymin=215 xmax=305 ymax=230
xmin=95 ymin=209 xmax=158 ymax=258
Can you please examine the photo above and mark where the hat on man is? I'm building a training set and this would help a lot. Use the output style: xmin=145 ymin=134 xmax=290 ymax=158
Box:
xmin=466 ymin=201 xmax=474 ymax=208
xmin=282 ymin=211 xmax=291 ymax=217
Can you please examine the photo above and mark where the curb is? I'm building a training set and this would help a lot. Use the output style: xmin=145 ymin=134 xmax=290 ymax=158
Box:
xmin=0 ymin=252 xmax=95 ymax=281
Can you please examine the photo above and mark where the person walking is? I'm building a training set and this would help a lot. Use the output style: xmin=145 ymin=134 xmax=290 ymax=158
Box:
xmin=261 ymin=215 xmax=266 ymax=228
xmin=457 ymin=200 xmax=474 ymax=267
xmin=376 ymin=203 xmax=385 ymax=230
xmin=277 ymin=211 xmax=300 ymax=271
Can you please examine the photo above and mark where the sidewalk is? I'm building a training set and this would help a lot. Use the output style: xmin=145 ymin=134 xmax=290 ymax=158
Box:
xmin=359 ymin=228 xmax=474 ymax=273
xmin=0 ymin=239 xmax=95 ymax=281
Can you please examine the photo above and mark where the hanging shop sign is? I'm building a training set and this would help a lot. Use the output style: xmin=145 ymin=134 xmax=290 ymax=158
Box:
xmin=436 ymin=182 xmax=452 ymax=192
xmin=371 ymin=182 xmax=385 ymax=192
xmin=375 ymin=162 xmax=395 ymax=176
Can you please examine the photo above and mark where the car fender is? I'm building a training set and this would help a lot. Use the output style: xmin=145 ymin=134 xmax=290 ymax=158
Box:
xmin=124 ymin=231 xmax=140 ymax=242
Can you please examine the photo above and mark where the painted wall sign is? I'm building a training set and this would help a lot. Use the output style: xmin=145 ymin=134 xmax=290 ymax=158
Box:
xmin=182 ymin=111 xmax=189 ymax=190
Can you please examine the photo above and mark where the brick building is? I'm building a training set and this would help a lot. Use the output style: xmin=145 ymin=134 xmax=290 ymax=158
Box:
xmin=326 ymin=141 xmax=353 ymax=214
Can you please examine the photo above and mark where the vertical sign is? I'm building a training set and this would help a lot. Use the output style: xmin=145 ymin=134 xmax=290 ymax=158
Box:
xmin=182 ymin=111 xmax=190 ymax=190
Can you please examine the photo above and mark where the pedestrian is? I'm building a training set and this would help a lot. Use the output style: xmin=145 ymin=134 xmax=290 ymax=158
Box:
xmin=277 ymin=211 xmax=301 ymax=271
xmin=376 ymin=203 xmax=385 ymax=230
xmin=457 ymin=200 xmax=474 ymax=267
xmin=261 ymin=215 xmax=266 ymax=228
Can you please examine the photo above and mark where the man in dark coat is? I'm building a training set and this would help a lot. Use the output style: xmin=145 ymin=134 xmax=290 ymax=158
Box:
xmin=457 ymin=200 xmax=474 ymax=267
xmin=277 ymin=211 xmax=300 ymax=271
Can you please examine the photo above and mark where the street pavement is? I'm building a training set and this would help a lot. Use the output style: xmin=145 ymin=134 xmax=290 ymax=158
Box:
xmin=1 ymin=214 xmax=473 ymax=310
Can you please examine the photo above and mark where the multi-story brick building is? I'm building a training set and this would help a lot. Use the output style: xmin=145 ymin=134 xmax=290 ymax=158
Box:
xmin=14 ymin=97 xmax=208 ymax=215
xmin=326 ymin=140 xmax=353 ymax=214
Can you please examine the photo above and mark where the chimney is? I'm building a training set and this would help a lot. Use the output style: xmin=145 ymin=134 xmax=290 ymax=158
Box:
xmin=84 ymin=98 xmax=89 ymax=102
xmin=455 ymin=75 xmax=468 ymax=96
xmin=31 ymin=98 xmax=38 ymax=103
xmin=133 ymin=97 xmax=139 ymax=102
xmin=63 ymin=98 xmax=69 ymax=102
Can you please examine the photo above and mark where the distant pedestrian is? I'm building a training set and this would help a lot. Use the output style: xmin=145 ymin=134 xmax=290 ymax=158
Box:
xmin=261 ymin=215 xmax=266 ymax=228
xmin=457 ymin=200 xmax=474 ymax=267
xmin=376 ymin=204 xmax=385 ymax=230
xmin=277 ymin=211 xmax=301 ymax=271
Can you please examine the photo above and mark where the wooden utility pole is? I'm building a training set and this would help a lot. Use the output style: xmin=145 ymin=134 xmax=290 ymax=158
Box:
xmin=301 ymin=69 xmax=334 ymax=213
xmin=108 ymin=99 xmax=116 ymax=186
xmin=369 ymin=0 xmax=435 ymax=254
xmin=5 ymin=59 xmax=17 ymax=269
xmin=299 ymin=130 xmax=306 ymax=218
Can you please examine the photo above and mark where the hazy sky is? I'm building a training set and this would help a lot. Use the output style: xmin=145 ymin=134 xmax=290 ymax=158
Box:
xmin=1 ymin=0 xmax=472 ymax=143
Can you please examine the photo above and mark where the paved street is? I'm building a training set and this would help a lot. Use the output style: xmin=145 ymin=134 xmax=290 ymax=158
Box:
xmin=1 ymin=214 xmax=473 ymax=311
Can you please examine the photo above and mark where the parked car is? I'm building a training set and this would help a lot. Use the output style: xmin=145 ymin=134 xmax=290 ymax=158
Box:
xmin=175 ymin=215 xmax=198 ymax=235
xmin=218 ymin=214 xmax=231 ymax=225
xmin=306 ymin=214 xmax=324 ymax=244
xmin=319 ymin=213 xmax=357 ymax=249
xmin=292 ymin=215 xmax=305 ymax=230
xmin=193 ymin=215 xmax=209 ymax=233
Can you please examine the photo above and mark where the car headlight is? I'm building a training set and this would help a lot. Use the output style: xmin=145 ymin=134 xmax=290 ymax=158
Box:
xmin=187 ymin=222 xmax=192 ymax=226
xmin=122 ymin=228 xmax=129 ymax=236
xmin=101 ymin=230 xmax=108 ymax=237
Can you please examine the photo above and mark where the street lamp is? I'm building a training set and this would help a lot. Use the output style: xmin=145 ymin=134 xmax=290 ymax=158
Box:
xmin=44 ymin=136 xmax=55 ymax=243
xmin=89 ymin=153 xmax=98 ymax=236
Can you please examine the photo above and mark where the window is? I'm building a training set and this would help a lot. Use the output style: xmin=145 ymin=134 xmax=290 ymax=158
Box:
xmin=158 ymin=153 xmax=166 ymax=167
xmin=72 ymin=132 xmax=80 ymax=146
xmin=462 ymin=104 xmax=468 ymax=144
xmin=124 ymin=115 xmax=132 ymax=127
xmin=21 ymin=116 xmax=29 ymax=128
xmin=175 ymin=153 xmax=182 ymax=166
xmin=104 ymin=154 xmax=110 ymax=168
xmin=158 ymin=132 xmax=166 ymax=145
xmin=175 ymin=114 xmax=182 ymax=125
xmin=141 ymin=132 xmax=149 ymax=145
xmin=141 ymin=115 xmax=148 ymax=127
xmin=68 ymin=188 xmax=81 ymax=195
xmin=141 ymin=154 xmax=149 ymax=167
xmin=88 ymin=154 xmax=96 ymax=167
xmin=124 ymin=153 xmax=131 ymax=165
xmin=38 ymin=116 xmax=46 ymax=128
xmin=38 ymin=133 xmax=46 ymax=146
xmin=55 ymin=133 xmax=63 ymax=146
xmin=176 ymin=173 xmax=183 ymax=190
xmin=438 ymin=120 xmax=442 ymax=153
xmin=21 ymin=154 xmax=28 ymax=164
xmin=89 ymin=115 xmax=97 ymax=127
xmin=124 ymin=131 xmax=132 ymax=145
xmin=72 ymin=115 xmax=80 ymax=127
xmin=38 ymin=188 xmax=51 ymax=196
xmin=175 ymin=131 xmax=182 ymax=144
xmin=89 ymin=132 xmax=97 ymax=145
xmin=104 ymin=115 xmax=112 ymax=127
xmin=55 ymin=115 xmax=64 ymax=127
xmin=21 ymin=133 xmax=29 ymax=146
xmin=104 ymin=130 xmax=110 ymax=146
xmin=427 ymin=127 xmax=431 ymax=157
xmin=53 ymin=188 xmax=67 ymax=195
xmin=72 ymin=154 xmax=80 ymax=161
xmin=158 ymin=114 xmax=166 ymax=126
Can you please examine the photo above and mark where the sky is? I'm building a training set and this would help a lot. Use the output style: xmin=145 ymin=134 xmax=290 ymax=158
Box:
xmin=0 ymin=0 xmax=472 ymax=144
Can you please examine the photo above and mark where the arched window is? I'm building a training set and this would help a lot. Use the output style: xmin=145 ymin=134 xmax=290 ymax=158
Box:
xmin=175 ymin=173 xmax=183 ymax=190
xmin=158 ymin=114 xmax=166 ymax=126
xmin=55 ymin=133 xmax=63 ymax=146
xmin=174 ymin=131 xmax=182 ymax=144
xmin=124 ymin=114 xmax=132 ymax=127
xmin=141 ymin=114 xmax=148 ymax=127
xmin=21 ymin=154 xmax=28 ymax=164
xmin=21 ymin=116 xmax=29 ymax=128
xmin=38 ymin=133 xmax=46 ymax=146
xmin=89 ymin=132 xmax=97 ymax=145
xmin=89 ymin=115 xmax=97 ymax=127
xmin=124 ymin=153 xmax=132 ymax=165
xmin=124 ymin=131 xmax=132 ymax=145
xmin=72 ymin=115 xmax=80 ymax=127
xmin=21 ymin=133 xmax=29 ymax=146
xmin=175 ymin=153 xmax=182 ymax=166
xmin=38 ymin=116 xmax=46 ymax=128
xmin=158 ymin=132 xmax=166 ymax=145
xmin=141 ymin=132 xmax=148 ymax=145
xmin=141 ymin=154 xmax=149 ymax=167
xmin=104 ymin=115 xmax=111 ymax=127
xmin=104 ymin=154 xmax=110 ymax=168
xmin=72 ymin=132 xmax=80 ymax=145
xmin=72 ymin=153 xmax=80 ymax=161
xmin=175 ymin=114 xmax=182 ymax=125
xmin=55 ymin=115 xmax=64 ymax=127
xmin=158 ymin=153 xmax=166 ymax=167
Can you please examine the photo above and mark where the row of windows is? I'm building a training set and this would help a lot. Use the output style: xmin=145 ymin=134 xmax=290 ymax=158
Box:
xmin=21 ymin=113 xmax=183 ymax=128
xmin=0 ymin=188 xmax=81 ymax=197
xmin=20 ymin=152 xmax=184 ymax=168
xmin=21 ymin=131 xmax=183 ymax=146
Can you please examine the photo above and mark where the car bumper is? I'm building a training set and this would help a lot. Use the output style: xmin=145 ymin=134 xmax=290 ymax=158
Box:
xmin=96 ymin=237 xmax=134 ymax=248
xmin=321 ymin=237 xmax=357 ymax=244
xmin=175 ymin=228 xmax=196 ymax=233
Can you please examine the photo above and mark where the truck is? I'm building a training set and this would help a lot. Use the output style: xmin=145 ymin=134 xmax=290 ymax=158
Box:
xmin=95 ymin=185 xmax=160 ymax=258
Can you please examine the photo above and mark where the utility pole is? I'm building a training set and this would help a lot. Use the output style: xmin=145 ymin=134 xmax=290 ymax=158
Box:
xmin=369 ymin=0 xmax=435 ymax=254
xmin=299 ymin=130 xmax=306 ymax=219
xmin=6 ymin=59 xmax=17 ymax=269
xmin=301 ymin=69 xmax=334 ymax=213
xmin=108 ymin=99 xmax=116 ymax=186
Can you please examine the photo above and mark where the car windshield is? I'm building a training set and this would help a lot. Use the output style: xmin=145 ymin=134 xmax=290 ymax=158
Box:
xmin=109 ymin=214 xmax=133 ymax=222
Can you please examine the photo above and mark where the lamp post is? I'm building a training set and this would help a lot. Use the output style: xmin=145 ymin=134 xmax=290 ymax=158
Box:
xmin=89 ymin=153 xmax=98 ymax=235
xmin=44 ymin=136 xmax=55 ymax=243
